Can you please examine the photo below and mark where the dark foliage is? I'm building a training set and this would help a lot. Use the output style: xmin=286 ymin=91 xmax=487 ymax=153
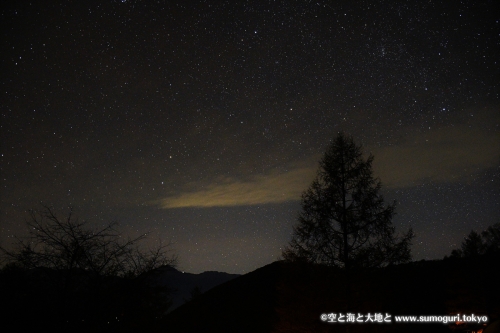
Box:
xmin=482 ymin=223 xmax=500 ymax=254
xmin=0 ymin=205 xmax=177 ymax=332
xmin=449 ymin=223 xmax=500 ymax=258
xmin=283 ymin=133 xmax=414 ymax=269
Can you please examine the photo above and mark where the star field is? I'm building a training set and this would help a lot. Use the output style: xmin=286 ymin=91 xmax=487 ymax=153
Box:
xmin=1 ymin=0 xmax=498 ymax=273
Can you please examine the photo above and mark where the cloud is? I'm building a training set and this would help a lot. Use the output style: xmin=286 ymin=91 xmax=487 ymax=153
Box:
xmin=372 ymin=123 xmax=499 ymax=188
xmin=155 ymin=108 xmax=499 ymax=207
xmin=155 ymin=166 xmax=316 ymax=208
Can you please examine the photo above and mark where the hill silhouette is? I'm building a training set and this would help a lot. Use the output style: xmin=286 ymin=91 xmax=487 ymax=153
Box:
xmin=154 ymin=255 xmax=500 ymax=333
xmin=145 ymin=266 xmax=240 ymax=311
xmin=154 ymin=261 xmax=284 ymax=333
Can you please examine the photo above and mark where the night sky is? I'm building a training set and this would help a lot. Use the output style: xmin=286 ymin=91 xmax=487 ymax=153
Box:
xmin=1 ymin=0 xmax=498 ymax=274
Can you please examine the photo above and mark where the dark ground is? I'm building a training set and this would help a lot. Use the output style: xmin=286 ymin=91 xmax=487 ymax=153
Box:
xmin=1 ymin=255 xmax=498 ymax=332
xmin=155 ymin=254 xmax=500 ymax=333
